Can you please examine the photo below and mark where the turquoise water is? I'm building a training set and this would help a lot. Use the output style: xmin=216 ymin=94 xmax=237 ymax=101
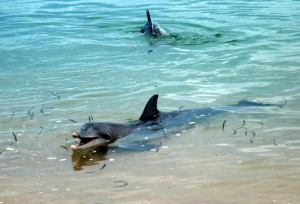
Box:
xmin=1 ymin=0 xmax=300 ymax=203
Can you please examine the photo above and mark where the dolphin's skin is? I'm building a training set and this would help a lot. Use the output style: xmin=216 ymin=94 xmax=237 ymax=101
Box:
xmin=141 ymin=10 xmax=168 ymax=37
xmin=71 ymin=95 xmax=285 ymax=151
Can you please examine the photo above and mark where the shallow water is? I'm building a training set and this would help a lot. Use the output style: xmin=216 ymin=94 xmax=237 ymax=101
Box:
xmin=1 ymin=0 xmax=300 ymax=203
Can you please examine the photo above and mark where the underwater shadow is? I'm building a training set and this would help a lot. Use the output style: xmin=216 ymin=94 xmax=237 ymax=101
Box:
xmin=71 ymin=143 xmax=159 ymax=171
xmin=71 ymin=146 xmax=109 ymax=171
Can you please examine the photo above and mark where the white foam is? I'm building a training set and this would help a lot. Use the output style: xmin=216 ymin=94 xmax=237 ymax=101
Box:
xmin=213 ymin=143 xmax=234 ymax=147
xmin=239 ymin=146 xmax=271 ymax=153
xmin=47 ymin=157 xmax=57 ymax=160
xmin=6 ymin=147 xmax=15 ymax=151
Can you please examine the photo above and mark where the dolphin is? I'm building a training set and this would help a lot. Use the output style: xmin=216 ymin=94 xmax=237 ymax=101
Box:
xmin=71 ymin=94 xmax=286 ymax=151
xmin=141 ymin=10 xmax=168 ymax=37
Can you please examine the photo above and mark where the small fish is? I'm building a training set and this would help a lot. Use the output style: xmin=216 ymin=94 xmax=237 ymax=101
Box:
xmin=88 ymin=115 xmax=94 ymax=122
xmin=250 ymin=131 xmax=256 ymax=143
xmin=51 ymin=91 xmax=61 ymax=99
xmin=12 ymin=132 xmax=17 ymax=142
xmin=37 ymin=126 xmax=43 ymax=135
xmin=99 ymin=163 xmax=106 ymax=170
xmin=85 ymin=171 xmax=96 ymax=174
xmin=257 ymin=122 xmax=264 ymax=129
xmin=60 ymin=146 xmax=69 ymax=152
xmin=3 ymin=111 xmax=15 ymax=123
xmin=40 ymin=107 xmax=54 ymax=115
xmin=27 ymin=107 xmax=35 ymax=120
xmin=67 ymin=118 xmax=77 ymax=123
xmin=242 ymin=120 xmax=246 ymax=127
xmin=273 ymin=138 xmax=278 ymax=146
xmin=161 ymin=126 xmax=168 ymax=139
xmin=279 ymin=97 xmax=287 ymax=108
xmin=222 ymin=120 xmax=227 ymax=132
xmin=237 ymin=120 xmax=246 ymax=129
xmin=156 ymin=141 xmax=163 ymax=152
xmin=113 ymin=181 xmax=128 ymax=187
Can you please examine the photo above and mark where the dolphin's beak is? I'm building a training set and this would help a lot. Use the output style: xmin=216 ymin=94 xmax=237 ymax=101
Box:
xmin=72 ymin=132 xmax=80 ymax=138
xmin=71 ymin=144 xmax=79 ymax=150
xmin=71 ymin=132 xmax=80 ymax=150
xmin=70 ymin=132 xmax=109 ymax=151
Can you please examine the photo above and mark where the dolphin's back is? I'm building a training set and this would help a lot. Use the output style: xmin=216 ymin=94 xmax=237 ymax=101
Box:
xmin=157 ymin=107 xmax=222 ymax=133
xmin=141 ymin=10 xmax=168 ymax=37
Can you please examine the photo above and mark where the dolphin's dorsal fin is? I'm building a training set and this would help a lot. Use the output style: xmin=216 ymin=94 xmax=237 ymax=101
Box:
xmin=139 ymin=94 xmax=159 ymax=122
xmin=146 ymin=9 xmax=152 ymax=23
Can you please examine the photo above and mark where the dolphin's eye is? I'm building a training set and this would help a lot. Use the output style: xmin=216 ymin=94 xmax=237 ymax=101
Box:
xmin=83 ymin=123 xmax=92 ymax=131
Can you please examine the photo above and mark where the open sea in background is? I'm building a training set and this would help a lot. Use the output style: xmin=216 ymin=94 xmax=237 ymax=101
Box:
xmin=0 ymin=0 xmax=300 ymax=203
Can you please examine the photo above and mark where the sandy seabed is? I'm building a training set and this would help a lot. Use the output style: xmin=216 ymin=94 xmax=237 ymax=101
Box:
xmin=1 ymin=123 xmax=300 ymax=204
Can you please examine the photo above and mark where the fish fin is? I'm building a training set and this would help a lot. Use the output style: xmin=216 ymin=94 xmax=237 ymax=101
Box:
xmin=139 ymin=94 xmax=160 ymax=122
xmin=146 ymin=9 xmax=152 ymax=23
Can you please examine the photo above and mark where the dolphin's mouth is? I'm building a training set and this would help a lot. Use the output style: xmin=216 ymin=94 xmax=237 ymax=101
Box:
xmin=71 ymin=133 xmax=102 ymax=150
xmin=79 ymin=137 xmax=97 ymax=146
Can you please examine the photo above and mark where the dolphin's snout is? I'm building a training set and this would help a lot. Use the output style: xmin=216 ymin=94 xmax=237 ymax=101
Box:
xmin=72 ymin=132 xmax=80 ymax=138
xmin=70 ymin=144 xmax=78 ymax=150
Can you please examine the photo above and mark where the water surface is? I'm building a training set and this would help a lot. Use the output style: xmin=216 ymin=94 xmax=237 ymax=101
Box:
xmin=1 ymin=0 xmax=300 ymax=203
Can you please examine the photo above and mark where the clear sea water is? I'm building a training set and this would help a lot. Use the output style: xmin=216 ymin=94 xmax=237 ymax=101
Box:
xmin=0 ymin=0 xmax=300 ymax=203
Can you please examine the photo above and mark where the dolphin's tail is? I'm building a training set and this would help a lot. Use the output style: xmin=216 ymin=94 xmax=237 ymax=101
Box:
xmin=146 ymin=9 xmax=152 ymax=23
xmin=213 ymin=98 xmax=287 ymax=111
xmin=237 ymin=98 xmax=287 ymax=108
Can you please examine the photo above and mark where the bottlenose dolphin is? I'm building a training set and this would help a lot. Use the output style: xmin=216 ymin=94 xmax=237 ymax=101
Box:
xmin=141 ymin=10 xmax=168 ymax=37
xmin=71 ymin=95 xmax=285 ymax=151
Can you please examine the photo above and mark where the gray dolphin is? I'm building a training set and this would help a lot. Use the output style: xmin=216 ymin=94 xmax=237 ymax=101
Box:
xmin=141 ymin=10 xmax=168 ymax=37
xmin=71 ymin=94 xmax=285 ymax=151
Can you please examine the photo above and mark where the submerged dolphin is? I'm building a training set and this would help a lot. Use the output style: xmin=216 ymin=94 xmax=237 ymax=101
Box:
xmin=141 ymin=10 xmax=168 ymax=37
xmin=71 ymin=95 xmax=285 ymax=151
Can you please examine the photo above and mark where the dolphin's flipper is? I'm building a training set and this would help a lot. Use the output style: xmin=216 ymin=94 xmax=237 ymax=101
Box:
xmin=139 ymin=94 xmax=160 ymax=122
xmin=146 ymin=9 xmax=152 ymax=23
